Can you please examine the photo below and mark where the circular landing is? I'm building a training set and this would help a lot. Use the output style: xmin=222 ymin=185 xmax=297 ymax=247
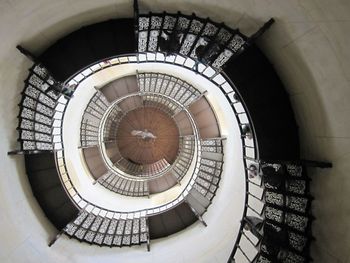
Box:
xmin=116 ymin=107 xmax=179 ymax=165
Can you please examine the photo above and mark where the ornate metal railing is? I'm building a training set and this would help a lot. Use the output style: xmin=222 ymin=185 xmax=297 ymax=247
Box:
xmin=13 ymin=50 xmax=255 ymax=251
xmin=98 ymin=92 xmax=198 ymax=181
xmin=137 ymin=12 xmax=247 ymax=71
xmin=135 ymin=52 xmax=261 ymax=261
xmin=11 ymin=63 xmax=61 ymax=154
xmin=53 ymin=54 xmax=205 ymax=215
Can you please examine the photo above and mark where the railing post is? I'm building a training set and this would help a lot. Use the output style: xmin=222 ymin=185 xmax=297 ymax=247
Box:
xmin=184 ymin=200 xmax=207 ymax=227
xmin=246 ymin=18 xmax=275 ymax=46
xmin=7 ymin=150 xmax=24 ymax=155
xmin=16 ymin=45 xmax=37 ymax=62
xmin=300 ymin=159 xmax=332 ymax=168
xmin=146 ymin=233 xmax=151 ymax=252
xmin=48 ymin=229 xmax=64 ymax=247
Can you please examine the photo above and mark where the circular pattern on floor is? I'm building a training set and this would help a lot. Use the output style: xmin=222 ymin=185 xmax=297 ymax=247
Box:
xmin=116 ymin=107 xmax=179 ymax=165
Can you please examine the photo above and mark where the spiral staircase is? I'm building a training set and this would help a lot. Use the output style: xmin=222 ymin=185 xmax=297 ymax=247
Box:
xmin=8 ymin=1 xmax=333 ymax=262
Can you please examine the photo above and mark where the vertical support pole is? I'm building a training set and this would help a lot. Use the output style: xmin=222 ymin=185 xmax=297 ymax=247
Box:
xmin=16 ymin=45 xmax=37 ymax=62
xmin=246 ymin=18 xmax=275 ymax=46
xmin=48 ymin=230 xmax=64 ymax=247
xmin=184 ymin=200 xmax=207 ymax=227
xmin=133 ymin=0 xmax=140 ymax=54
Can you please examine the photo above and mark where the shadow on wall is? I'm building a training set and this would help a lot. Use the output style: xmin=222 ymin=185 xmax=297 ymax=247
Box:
xmin=257 ymin=20 xmax=329 ymax=160
xmin=257 ymin=20 xmax=348 ymax=262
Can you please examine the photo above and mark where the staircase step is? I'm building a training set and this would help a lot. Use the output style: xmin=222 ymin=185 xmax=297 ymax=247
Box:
xmin=148 ymin=172 xmax=178 ymax=194
xmin=25 ymin=152 xmax=56 ymax=172
xmin=29 ymin=168 xmax=62 ymax=192
xmin=39 ymin=18 xmax=135 ymax=82
xmin=189 ymin=97 xmax=220 ymax=139
xmin=224 ymin=45 xmax=300 ymax=160
xmin=186 ymin=189 xmax=209 ymax=215
xmin=148 ymin=202 xmax=196 ymax=239
xmin=65 ymin=212 xmax=148 ymax=247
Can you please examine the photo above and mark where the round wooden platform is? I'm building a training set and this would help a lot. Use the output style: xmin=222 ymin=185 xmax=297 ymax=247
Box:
xmin=116 ymin=107 xmax=179 ymax=165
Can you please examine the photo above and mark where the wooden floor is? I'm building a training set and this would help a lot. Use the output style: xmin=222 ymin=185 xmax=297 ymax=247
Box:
xmin=116 ymin=107 xmax=179 ymax=165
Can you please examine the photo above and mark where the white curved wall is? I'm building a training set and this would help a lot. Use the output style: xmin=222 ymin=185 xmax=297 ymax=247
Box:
xmin=1 ymin=0 xmax=350 ymax=262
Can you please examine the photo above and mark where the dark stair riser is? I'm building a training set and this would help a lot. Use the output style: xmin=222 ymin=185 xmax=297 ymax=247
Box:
xmin=225 ymin=45 xmax=300 ymax=160
xmin=25 ymin=153 xmax=79 ymax=230
xmin=148 ymin=202 xmax=197 ymax=239
xmin=39 ymin=18 xmax=136 ymax=82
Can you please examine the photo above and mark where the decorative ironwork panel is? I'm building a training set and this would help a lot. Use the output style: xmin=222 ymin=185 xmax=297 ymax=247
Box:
xmin=122 ymin=235 xmax=131 ymax=245
xmin=21 ymin=119 xmax=34 ymax=130
xmin=65 ymin=223 xmax=78 ymax=235
xmin=150 ymin=16 xmax=162 ymax=29
xmin=176 ymin=17 xmax=190 ymax=31
xmin=74 ymin=211 xmax=89 ymax=225
xmin=211 ymin=49 xmax=234 ymax=69
xmin=189 ymin=19 xmax=204 ymax=34
xmin=286 ymin=213 xmax=309 ymax=232
xmin=286 ymin=164 xmax=303 ymax=177
xmin=90 ymin=216 xmax=103 ymax=231
xmin=103 ymin=234 xmax=113 ymax=245
xmin=38 ymin=93 xmax=56 ymax=108
xmin=22 ymin=97 xmax=36 ymax=110
xmin=24 ymin=86 xmax=40 ymax=99
xmin=22 ymin=141 xmax=36 ymax=150
xmin=138 ymin=31 xmax=148 ymax=52
xmin=74 ymin=228 xmax=87 ymax=239
xmin=138 ymin=17 xmax=150 ymax=30
xmin=82 ymin=213 xmax=96 ymax=229
xmin=283 ymin=251 xmax=305 ymax=263
xmin=35 ymin=132 xmax=51 ymax=142
xmin=287 ymin=179 xmax=306 ymax=195
xmin=113 ymin=235 xmax=122 ymax=246
xmin=265 ymin=191 xmax=284 ymax=206
xmin=36 ymin=142 xmax=52 ymax=150
xmin=265 ymin=206 xmax=283 ymax=223
xmin=21 ymin=130 xmax=34 ymax=140
xmin=287 ymin=196 xmax=309 ymax=213
xmin=201 ymin=139 xmax=223 ymax=153
xmin=35 ymin=113 xmax=52 ymax=126
xmin=180 ymin=34 xmax=197 ymax=56
xmin=107 ymin=220 xmax=118 ymax=235
xmin=216 ymin=28 xmax=232 ymax=44
xmin=289 ymin=232 xmax=307 ymax=252
xmin=32 ymin=64 xmax=48 ymax=79
xmin=84 ymin=231 xmax=96 ymax=242
xmin=228 ymin=34 xmax=245 ymax=52
xmin=202 ymin=22 xmax=218 ymax=37
xmin=163 ymin=15 xmax=176 ymax=30
xmin=94 ymin=233 xmax=104 ymax=244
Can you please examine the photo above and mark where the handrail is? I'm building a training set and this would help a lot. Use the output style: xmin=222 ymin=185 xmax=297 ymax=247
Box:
xmin=51 ymin=49 xmax=258 ymax=223
xmin=53 ymin=54 xmax=206 ymax=217
xmin=32 ymin=49 xmax=259 ymax=258
xmin=51 ymin=52 xmax=258 ymax=241
xmin=135 ymin=52 xmax=262 ymax=261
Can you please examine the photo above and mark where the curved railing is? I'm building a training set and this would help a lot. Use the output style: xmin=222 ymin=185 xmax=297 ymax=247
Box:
xmin=49 ymin=52 xmax=262 ymax=254
xmin=97 ymin=92 xmax=198 ymax=182
xmin=11 ymin=8 xmax=310 ymax=255
xmin=53 ymin=54 xmax=206 ymax=217
xmin=135 ymin=52 xmax=262 ymax=261
xmin=15 ymin=50 xmax=257 ymax=251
